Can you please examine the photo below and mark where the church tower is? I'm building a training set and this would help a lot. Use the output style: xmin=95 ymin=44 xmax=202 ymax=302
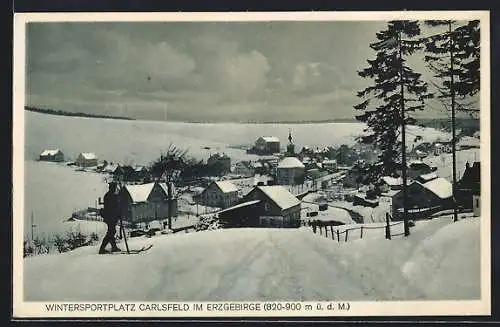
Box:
xmin=286 ymin=129 xmax=295 ymax=156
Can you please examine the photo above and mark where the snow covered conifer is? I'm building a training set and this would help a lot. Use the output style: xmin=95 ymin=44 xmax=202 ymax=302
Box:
xmin=354 ymin=20 xmax=433 ymax=180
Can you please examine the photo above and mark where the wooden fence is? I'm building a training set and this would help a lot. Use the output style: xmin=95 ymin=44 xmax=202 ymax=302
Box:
xmin=310 ymin=213 xmax=404 ymax=242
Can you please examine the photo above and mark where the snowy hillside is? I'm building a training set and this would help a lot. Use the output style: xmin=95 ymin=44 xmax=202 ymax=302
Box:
xmin=24 ymin=110 xmax=452 ymax=165
xmin=24 ymin=216 xmax=480 ymax=301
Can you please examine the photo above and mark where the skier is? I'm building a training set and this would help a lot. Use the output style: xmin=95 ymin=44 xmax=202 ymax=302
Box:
xmin=99 ymin=182 xmax=122 ymax=254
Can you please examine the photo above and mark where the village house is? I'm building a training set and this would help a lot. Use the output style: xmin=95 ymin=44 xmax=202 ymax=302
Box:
xmin=196 ymin=180 xmax=240 ymax=209
xmin=391 ymin=177 xmax=453 ymax=220
xmin=322 ymin=158 xmax=337 ymax=172
xmin=39 ymin=149 xmax=64 ymax=162
xmin=103 ymin=163 xmax=120 ymax=174
xmin=119 ymin=182 xmax=178 ymax=224
xmin=254 ymin=136 xmax=280 ymax=154
xmin=406 ymin=160 xmax=436 ymax=179
xmin=457 ymin=161 xmax=480 ymax=210
xmin=379 ymin=176 xmax=403 ymax=193
xmin=76 ymin=152 xmax=98 ymax=167
xmin=217 ymin=185 xmax=301 ymax=228
xmin=277 ymin=156 xmax=305 ymax=185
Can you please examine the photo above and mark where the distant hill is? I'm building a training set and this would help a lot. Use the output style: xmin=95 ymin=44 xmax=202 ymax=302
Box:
xmin=25 ymin=106 xmax=135 ymax=121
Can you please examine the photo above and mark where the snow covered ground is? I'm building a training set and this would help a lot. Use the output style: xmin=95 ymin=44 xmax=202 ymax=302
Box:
xmin=23 ymin=216 xmax=481 ymax=301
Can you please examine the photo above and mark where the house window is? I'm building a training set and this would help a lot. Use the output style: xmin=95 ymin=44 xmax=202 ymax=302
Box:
xmin=264 ymin=202 xmax=271 ymax=212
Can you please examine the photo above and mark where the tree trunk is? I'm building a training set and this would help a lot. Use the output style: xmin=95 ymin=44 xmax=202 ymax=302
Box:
xmin=167 ymin=181 xmax=173 ymax=230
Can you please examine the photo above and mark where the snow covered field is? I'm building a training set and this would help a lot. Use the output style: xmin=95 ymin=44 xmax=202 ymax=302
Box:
xmin=24 ymin=110 xmax=452 ymax=165
xmin=24 ymin=111 xmax=367 ymax=165
xmin=23 ymin=160 xmax=109 ymax=238
xmin=23 ymin=216 xmax=481 ymax=301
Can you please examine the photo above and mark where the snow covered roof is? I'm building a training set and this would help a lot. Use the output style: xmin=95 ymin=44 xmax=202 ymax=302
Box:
xmin=260 ymin=136 xmax=280 ymax=143
xmin=124 ymin=183 xmax=156 ymax=203
xmin=79 ymin=152 xmax=97 ymax=160
xmin=257 ymin=186 xmax=301 ymax=210
xmin=214 ymin=181 xmax=239 ymax=193
xmin=40 ymin=149 xmax=62 ymax=156
xmin=382 ymin=176 xmax=403 ymax=186
xmin=103 ymin=163 xmax=119 ymax=172
xmin=278 ymin=157 xmax=305 ymax=169
xmin=218 ymin=200 xmax=261 ymax=214
xmin=134 ymin=165 xmax=146 ymax=172
xmin=458 ymin=136 xmax=480 ymax=147
xmin=422 ymin=177 xmax=453 ymax=199
xmin=251 ymin=162 xmax=263 ymax=168
xmin=323 ymin=159 xmax=337 ymax=164
xmin=418 ymin=172 xmax=438 ymax=182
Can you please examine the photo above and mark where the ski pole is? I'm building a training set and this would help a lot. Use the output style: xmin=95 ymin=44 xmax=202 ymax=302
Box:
xmin=120 ymin=215 xmax=130 ymax=254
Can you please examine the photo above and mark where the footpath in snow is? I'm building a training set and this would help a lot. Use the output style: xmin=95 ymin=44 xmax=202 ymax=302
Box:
xmin=23 ymin=216 xmax=481 ymax=302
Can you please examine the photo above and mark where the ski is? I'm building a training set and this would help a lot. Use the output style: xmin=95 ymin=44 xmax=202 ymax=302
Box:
xmin=106 ymin=244 xmax=153 ymax=254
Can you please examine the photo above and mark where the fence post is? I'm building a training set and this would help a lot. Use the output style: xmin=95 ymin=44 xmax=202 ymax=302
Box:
xmin=385 ymin=213 xmax=391 ymax=240
xmin=330 ymin=226 xmax=334 ymax=240
xmin=337 ymin=230 xmax=340 ymax=242
xmin=345 ymin=229 xmax=349 ymax=242
xmin=360 ymin=226 xmax=364 ymax=239
xmin=313 ymin=224 xmax=317 ymax=234
xmin=325 ymin=226 xmax=328 ymax=237
xmin=319 ymin=225 xmax=322 ymax=235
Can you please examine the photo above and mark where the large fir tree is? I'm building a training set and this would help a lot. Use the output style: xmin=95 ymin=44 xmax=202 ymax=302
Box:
xmin=423 ymin=19 xmax=480 ymax=222
xmin=354 ymin=21 xmax=433 ymax=180
xmin=424 ymin=20 xmax=480 ymax=115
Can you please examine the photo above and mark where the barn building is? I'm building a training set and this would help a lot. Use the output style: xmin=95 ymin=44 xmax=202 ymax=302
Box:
xmin=217 ymin=185 xmax=301 ymax=228
xmin=119 ymin=182 xmax=178 ymax=223
xmin=76 ymin=152 xmax=98 ymax=167
xmin=39 ymin=149 xmax=64 ymax=162
xmin=254 ymin=136 xmax=280 ymax=154
xmin=391 ymin=177 xmax=453 ymax=220
xmin=197 ymin=180 xmax=240 ymax=209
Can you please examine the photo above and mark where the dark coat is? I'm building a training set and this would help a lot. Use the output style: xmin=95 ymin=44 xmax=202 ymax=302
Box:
xmin=102 ymin=191 xmax=121 ymax=224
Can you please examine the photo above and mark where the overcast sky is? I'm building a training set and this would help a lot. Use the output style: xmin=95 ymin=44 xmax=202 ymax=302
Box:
xmin=25 ymin=21 xmax=459 ymax=122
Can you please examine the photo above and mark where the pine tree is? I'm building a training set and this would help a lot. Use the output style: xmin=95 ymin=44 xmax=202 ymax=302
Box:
xmin=355 ymin=21 xmax=433 ymax=236
xmin=355 ymin=21 xmax=432 ymax=179
xmin=423 ymin=20 xmax=481 ymax=223
xmin=424 ymin=20 xmax=480 ymax=115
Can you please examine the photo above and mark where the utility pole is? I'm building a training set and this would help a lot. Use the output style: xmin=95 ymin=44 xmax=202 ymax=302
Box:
xmin=449 ymin=21 xmax=458 ymax=223
xmin=399 ymin=29 xmax=410 ymax=237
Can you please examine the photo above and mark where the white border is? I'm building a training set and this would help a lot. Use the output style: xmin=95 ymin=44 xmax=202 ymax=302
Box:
xmin=12 ymin=11 xmax=491 ymax=318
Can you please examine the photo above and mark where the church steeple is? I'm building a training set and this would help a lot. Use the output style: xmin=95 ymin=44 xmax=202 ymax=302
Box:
xmin=287 ymin=129 xmax=295 ymax=156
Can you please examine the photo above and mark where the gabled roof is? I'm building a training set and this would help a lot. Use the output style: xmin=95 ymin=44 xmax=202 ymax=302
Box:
xmin=214 ymin=181 xmax=239 ymax=193
xmin=278 ymin=157 xmax=305 ymax=169
xmin=256 ymin=185 xmax=300 ymax=210
xmin=218 ymin=200 xmax=261 ymax=214
xmin=422 ymin=177 xmax=453 ymax=199
xmin=79 ymin=152 xmax=97 ymax=160
xmin=260 ymin=136 xmax=280 ymax=143
xmin=40 ymin=149 xmax=62 ymax=156
xmin=123 ymin=182 xmax=157 ymax=203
